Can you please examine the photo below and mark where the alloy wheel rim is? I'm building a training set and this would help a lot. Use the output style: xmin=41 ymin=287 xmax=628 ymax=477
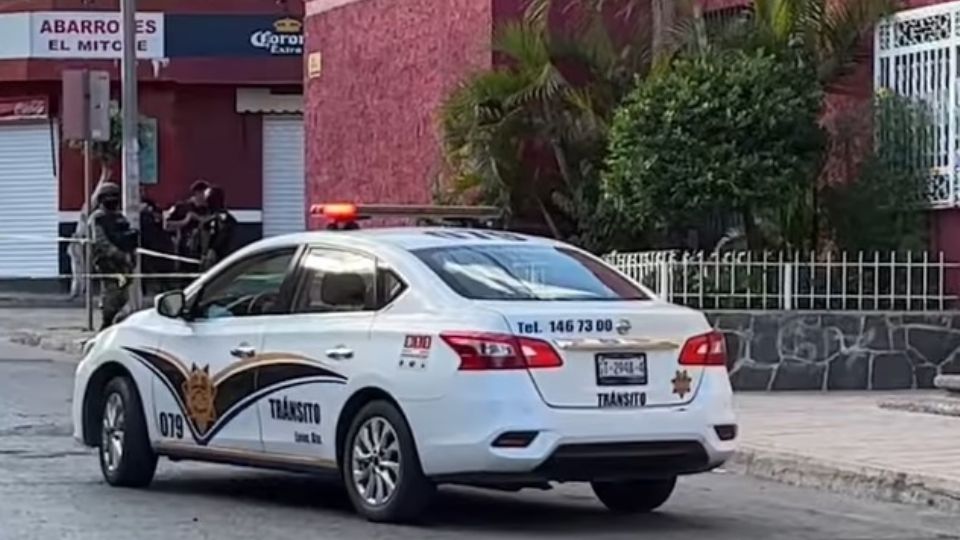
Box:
xmin=100 ymin=392 xmax=126 ymax=473
xmin=351 ymin=416 xmax=401 ymax=507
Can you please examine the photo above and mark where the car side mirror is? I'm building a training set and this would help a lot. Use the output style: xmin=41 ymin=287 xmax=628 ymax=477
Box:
xmin=156 ymin=291 xmax=186 ymax=319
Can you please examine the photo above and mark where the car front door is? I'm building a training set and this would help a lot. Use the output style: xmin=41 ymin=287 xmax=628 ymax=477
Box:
xmin=257 ymin=246 xmax=382 ymax=461
xmin=147 ymin=247 xmax=301 ymax=454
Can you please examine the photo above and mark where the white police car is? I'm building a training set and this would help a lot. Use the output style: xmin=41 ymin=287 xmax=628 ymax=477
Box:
xmin=72 ymin=205 xmax=736 ymax=523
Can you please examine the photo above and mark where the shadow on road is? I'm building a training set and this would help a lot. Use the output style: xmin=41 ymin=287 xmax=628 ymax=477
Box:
xmin=148 ymin=471 xmax=709 ymax=534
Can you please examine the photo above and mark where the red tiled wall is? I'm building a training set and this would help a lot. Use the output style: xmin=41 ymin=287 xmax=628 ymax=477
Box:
xmin=303 ymin=0 xmax=492 ymax=227
xmin=58 ymin=85 xmax=264 ymax=211
xmin=933 ymin=210 xmax=960 ymax=259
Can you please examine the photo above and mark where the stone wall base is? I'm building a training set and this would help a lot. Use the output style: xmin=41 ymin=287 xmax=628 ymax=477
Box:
xmin=708 ymin=312 xmax=960 ymax=391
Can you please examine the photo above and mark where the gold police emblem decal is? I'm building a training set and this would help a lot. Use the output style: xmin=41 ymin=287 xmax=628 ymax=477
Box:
xmin=672 ymin=369 xmax=693 ymax=399
xmin=183 ymin=364 xmax=217 ymax=433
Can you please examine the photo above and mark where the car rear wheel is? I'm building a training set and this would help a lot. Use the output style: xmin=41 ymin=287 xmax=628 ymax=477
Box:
xmin=591 ymin=477 xmax=677 ymax=513
xmin=341 ymin=400 xmax=435 ymax=523
xmin=98 ymin=376 xmax=157 ymax=487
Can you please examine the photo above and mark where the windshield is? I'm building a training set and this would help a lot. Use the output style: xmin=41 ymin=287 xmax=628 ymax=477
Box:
xmin=412 ymin=244 xmax=649 ymax=301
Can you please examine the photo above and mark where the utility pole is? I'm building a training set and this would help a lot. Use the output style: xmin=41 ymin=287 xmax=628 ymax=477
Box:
xmin=120 ymin=0 xmax=142 ymax=309
xmin=83 ymin=139 xmax=93 ymax=330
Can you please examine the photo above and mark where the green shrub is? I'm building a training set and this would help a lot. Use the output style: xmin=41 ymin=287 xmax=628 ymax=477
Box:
xmin=601 ymin=49 xmax=826 ymax=251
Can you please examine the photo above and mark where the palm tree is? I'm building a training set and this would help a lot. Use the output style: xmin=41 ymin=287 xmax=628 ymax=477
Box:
xmin=693 ymin=0 xmax=896 ymax=84
xmin=524 ymin=0 xmax=676 ymax=56
xmin=440 ymin=17 xmax=649 ymax=242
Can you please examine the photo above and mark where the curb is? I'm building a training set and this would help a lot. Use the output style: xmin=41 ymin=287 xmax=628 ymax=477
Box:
xmin=935 ymin=374 xmax=960 ymax=394
xmin=878 ymin=396 xmax=960 ymax=418
xmin=729 ymin=447 xmax=960 ymax=514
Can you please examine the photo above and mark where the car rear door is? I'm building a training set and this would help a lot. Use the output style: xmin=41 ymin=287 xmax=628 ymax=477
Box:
xmin=147 ymin=247 xmax=301 ymax=453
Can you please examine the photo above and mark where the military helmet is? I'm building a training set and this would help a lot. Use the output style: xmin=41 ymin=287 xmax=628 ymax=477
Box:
xmin=94 ymin=182 xmax=121 ymax=204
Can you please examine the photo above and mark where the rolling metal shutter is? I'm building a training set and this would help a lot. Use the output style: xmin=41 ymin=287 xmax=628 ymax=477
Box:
xmin=262 ymin=115 xmax=306 ymax=237
xmin=0 ymin=122 xmax=59 ymax=278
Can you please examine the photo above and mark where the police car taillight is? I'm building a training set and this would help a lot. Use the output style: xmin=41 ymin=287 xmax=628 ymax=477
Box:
xmin=679 ymin=331 xmax=727 ymax=367
xmin=440 ymin=332 xmax=563 ymax=370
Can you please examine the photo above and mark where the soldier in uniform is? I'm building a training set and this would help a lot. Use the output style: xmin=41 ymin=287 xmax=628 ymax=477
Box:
xmin=89 ymin=183 xmax=139 ymax=330
xmin=197 ymin=186 xmax=237 ymax=271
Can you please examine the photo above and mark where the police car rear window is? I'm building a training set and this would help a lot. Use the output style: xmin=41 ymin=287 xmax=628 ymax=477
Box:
xmin=412 ymin=245 xmax=649 ymax=301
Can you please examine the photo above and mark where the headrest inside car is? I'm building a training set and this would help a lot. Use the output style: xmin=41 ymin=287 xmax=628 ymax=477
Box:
xmin=320 ymin=273 xmax=367 ymax=307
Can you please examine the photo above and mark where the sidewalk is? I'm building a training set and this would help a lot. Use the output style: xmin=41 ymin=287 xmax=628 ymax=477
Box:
xmin=732 ymin=392 xmax=960 ymax=512
xmin=0 ymin=307 xmax=94 ymax=356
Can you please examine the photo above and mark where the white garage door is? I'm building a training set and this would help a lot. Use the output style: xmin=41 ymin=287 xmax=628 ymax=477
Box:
xmin=262 ymin=115 xmax=305 ymax=237
xmin=0 ymin=122 xmax=58 ymax=278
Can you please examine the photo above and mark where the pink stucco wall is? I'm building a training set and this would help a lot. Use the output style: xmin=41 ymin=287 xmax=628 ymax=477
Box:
xmin=303 ymin=0 xmax=492 ymax=227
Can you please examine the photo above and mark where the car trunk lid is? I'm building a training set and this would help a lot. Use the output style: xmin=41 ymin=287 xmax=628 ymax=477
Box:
xmin=480 ymin=301 xmax=714 ymax=409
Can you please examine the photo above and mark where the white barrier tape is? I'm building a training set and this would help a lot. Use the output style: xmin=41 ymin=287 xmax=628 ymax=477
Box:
xmin=137 ymin=248 xmax=201 ymax=265
xmin=20 ymin=273 xmax=203 ymax=280
xmin=0 ymin=233 xmax=202 ymax=265
xmin=0 ymin=234 xmax=86 ymax=244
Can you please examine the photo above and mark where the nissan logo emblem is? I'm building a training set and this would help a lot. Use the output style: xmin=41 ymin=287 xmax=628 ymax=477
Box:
xmin=616 ymin=319 xmax=631 ymax=335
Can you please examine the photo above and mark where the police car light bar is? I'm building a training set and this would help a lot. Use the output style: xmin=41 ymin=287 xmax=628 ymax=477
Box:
xmin=310 ymin=203 xmax=502 ymax=221
xmin=318 ymin=203 xmax=360 ymax=223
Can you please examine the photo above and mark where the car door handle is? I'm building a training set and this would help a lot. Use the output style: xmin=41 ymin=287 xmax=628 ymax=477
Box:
xmin=230 ymin=346 xmax=257 ymax=359
xmin=326 ymin=346 xmax=354 ymax=360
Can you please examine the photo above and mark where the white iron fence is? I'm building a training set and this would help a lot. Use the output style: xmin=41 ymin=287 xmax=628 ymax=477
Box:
xmin=606 ymin=251 xmax=960 ymax=311
xmin=875 ymin=1 xmax=960 ymax=207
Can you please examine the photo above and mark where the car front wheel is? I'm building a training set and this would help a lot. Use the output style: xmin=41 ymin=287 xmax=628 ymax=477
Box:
xmin=98 ymin=376 xmax=158 ymax=487
xmin=341 ymin=400 xmax=435 ymax=523
xmin=591 ymin=477 xmax=677 ymax=513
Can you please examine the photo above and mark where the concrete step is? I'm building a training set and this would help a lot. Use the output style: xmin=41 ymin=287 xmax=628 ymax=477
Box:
xmin=879 ymin=395 xmax=960 ymax=417
xmin=935 ymin=374 xmax=960 ymax=394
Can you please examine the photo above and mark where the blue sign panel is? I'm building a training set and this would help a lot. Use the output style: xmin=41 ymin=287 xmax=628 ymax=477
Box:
xmin=165 ymin=15 xmax=303 ymax=58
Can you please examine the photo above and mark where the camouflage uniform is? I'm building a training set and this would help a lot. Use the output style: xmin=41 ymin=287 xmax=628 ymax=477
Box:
xmin=88 ymin=183 xmax=136 ymax=330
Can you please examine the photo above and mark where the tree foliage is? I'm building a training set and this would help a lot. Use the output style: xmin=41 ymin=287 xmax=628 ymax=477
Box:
xmin=601 ymin=49 xmax=825 ymax=251
xmin=822 ymin=93 xmax=931 ymax=252
xmin=440 ymin=17 xmax=649 ymax=246
xmin=688 ymin=0 xmax=896 ymax=84
xmin=440 ymin=0 xmax=905 ymax=254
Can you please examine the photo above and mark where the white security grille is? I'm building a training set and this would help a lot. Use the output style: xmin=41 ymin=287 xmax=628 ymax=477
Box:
xmin=875 ymin=2 xmax=960 ymax=207
xmin=262 ymin=115 xmax=306 ymax=237
xmin=0 ymin=121 xmax=59 ymax=278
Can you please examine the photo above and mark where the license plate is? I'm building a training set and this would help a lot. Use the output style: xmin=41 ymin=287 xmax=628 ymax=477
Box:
xmin=595 ymin=353 xmax=647 ymax=386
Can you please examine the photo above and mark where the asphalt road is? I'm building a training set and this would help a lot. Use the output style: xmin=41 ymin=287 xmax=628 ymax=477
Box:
xmin=1 ymin=342 xmax=958 ymax=540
